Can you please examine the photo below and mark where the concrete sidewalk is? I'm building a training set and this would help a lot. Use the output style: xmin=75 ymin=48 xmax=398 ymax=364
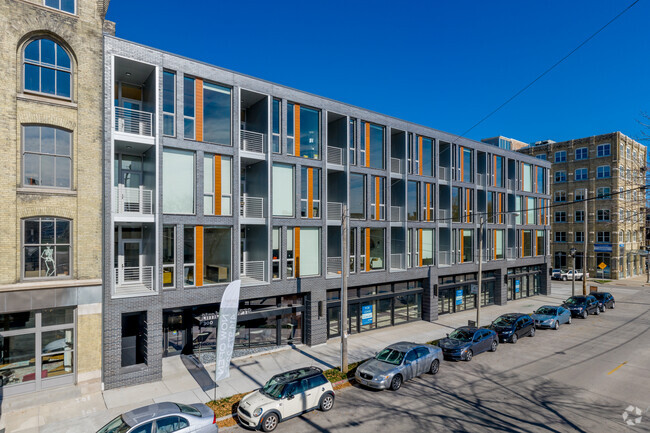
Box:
xmin=2 ymin=278 xmax=643 ymax=433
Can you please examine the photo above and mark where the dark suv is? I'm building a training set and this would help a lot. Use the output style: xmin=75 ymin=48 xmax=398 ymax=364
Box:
xmin=489 ymin=313 xmax=535 ymax=343
xmin=564 ymin=295 xmax=600 ymax=319
xmin=591 ymin=292 xmax=615 ymax=312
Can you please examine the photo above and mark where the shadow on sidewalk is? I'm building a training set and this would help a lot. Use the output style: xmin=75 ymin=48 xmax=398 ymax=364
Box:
xmin=181 ymin=355 xmax=216 ymax=392
xmin=290 ymin=344 xmax=336 ymax=370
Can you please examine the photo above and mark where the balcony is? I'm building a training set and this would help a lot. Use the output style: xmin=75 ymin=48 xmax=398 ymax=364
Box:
xmin=327 ymin=146 xmax=344 ymax=166
xmin=240 ymin=130 xmax=266 ymax=154
xmin=327 ymin=257 xmax=342 ymax=277
xmin=114 ymin=266 xmax=155 ymax=297
xmin=114 ymin=107 xmax=153 ymax=137
xmin=113 ymin=185 xmax=153 ymax=217
xmin=506 ymin=247 xmax=516 ymax=260
xmin=391 ymin=206 xmax=403 ymax=222
xmin=438 ymin=209 xmax=449 ymax=222
xmin=391 ymin=157 xmax=403 ymax=175
xmin=439 ymin=166 xmax=450 ymax=181
xmin=438 ymin=251 xmax=452 ymax=266
xmin=240 ymin=261 xmax=266 ymax=285
xmin=240 ymin=195 xmax=265 ymax=219
xmin=390 ymin=253 xmax=405 ymax=270
xmin=507 ymin=179 xmax=516 ymax=191
xmin=476 ymin=173 xmax=486 ymax=187
xmin=327 ymin=202 xmax=343 ymax=221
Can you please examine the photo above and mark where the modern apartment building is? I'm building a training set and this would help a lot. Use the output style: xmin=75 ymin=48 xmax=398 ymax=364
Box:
xmin=102 ymin=36 xmax=552 ymax=389
xmin=0 ymin=0 xmax=111 ymax=396
xmin=482 ymin=136 xmax=529 ymax=151
xmin=519 ymin=132 xmax=647 ymax=279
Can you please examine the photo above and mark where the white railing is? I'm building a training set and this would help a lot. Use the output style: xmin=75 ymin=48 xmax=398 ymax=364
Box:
xmin=241 ymin=261 xmax=266 ymax=283
xmin=114 ymin=266 xmax=154 ymax=294
xmin=113 ymin=185 xmax=153 ymax=215
xmin=507 ymin=179 xmax=516 ymax=190
xmin=391 ymin=157 xmax=402 ymax=174
xmin=327 ymin=202 xmax=343 ymax=220
xmin=390 ymin=253 xmax=404 ymax=270
xmin=477 ymin=173 xmax=486 ymax=187
xmin=240 ymin=130 xmax=266 ymax=154
xmin=240 ymin=195 xmax=265 ymax=218
xmin=509 ymin=214 xmax=518 ymax=225
xmin=327 ymin=257 xmax=342 ymax=276
xmin=115 ymin=106 xmax=153 ymax=136
xmin=438 ymin=209 xmax=449 ymax=221
xmin=439 ymin=166 xmax=450 ymax=181
xmin=327 ymin=146 xmax=343 ymax=165
xmin=438 ymin=251 xmax=452 ymax=266
xmin=391 ymin=206 xmax=403 ymax=221
xmin=506 ymin=247 xmax=516 ymax=260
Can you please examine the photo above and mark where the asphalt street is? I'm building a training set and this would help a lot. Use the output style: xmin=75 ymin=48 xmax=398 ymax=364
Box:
xmin=226 ymin=281 xmax=650 ymax=432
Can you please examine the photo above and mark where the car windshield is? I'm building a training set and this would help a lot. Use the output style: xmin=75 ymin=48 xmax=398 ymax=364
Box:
xmin=97 ymin=416 xmax=131 ymax=433
xmin=260 ymin=377 xmax=286 ymax=399
xmin=449 ymin=329 xmax=473 ymax=342
xmin=492 ymin=316 xmax=516 ymax=326
xmin=176 ymin=403 xmax=202 ymax=417
xmin=565 ymin=297 xmax=584 ymax=305
xmin=375 ymin=348 xmax=406 ymax=365
xmin=535 ymin=307 xmax=557 ymax=315
xmin=591 ymin=293 xmax=604 ymax=299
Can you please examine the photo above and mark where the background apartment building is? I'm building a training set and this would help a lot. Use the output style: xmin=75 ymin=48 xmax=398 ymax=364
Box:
xmin=102 ymin=36 xmax=552 ymax=389
xmin=0 ymin=0 xmax=111 ymax=396
xmin=519 ymin=132 xmax=647 ymax=279
xmin=482 ymin=136 xmax=529 ymax=151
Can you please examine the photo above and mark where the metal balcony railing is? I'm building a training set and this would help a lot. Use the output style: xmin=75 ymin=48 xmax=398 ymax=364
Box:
xmin=240 ymin=195 xmax=265 ymax=218
xmin=114 ymin=266 xmax=154 ymax=296
xmin=327 ymin=146 xmax=343 ymax=165
xmin=240 ymin=261 xmax=266 ymax=283
xmin=477 ymin=173 xmax=486 ymax=187
xmin=506 ymin=247 xmax=516 ymax=260
xmin=240 ymin=130 xmax=266 ymax=154
xmin=438 ymin=251 xmax=452 ymax=266
xmin=327 ymin=257 xmax=342 ymax=276
xmin=438 ymin=209 xmax=449 ymax=222
xmin=391 ymin=206 xmax=403 ymax=222
xmin=439 ymin=166 xmax=450 ymax=181
xmin=390 ymin=253 xmax=405 ymax=270
xmin=391 ymin=157 xmax=402 ymax=174
xmin=507 ymin=179 xmax=516 ymax=190
xmin=113 ymin=185 xmax=153 ymax=215
xmin=114 ymin=107 xmax=153 ymax=136
xmin=327 ymin=202 xmax=343 ymax=221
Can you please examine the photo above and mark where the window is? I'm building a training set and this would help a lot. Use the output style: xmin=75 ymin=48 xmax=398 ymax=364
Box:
xmin=23 ymin=217 xmax=70 ymax=278
xmin=494 ymin=155 xmax=504 ymax=187
xmin=204 ymin=154 xmax=232 ymax=216
xmin=23 ymin=125 xmax=71 ymax=188
xmin=420 ymin=229 xmax=434 ymax=266
xmin=299 ymin=228 xmax=320 ymax=276
xmin=536 ymin=230 xmax=545 ymax=255
xmin=422 ymin=183 xmax=434 ymax=221
xmin=597 ymin=187 xmax=610 ymax=199
xmin=555 ymin=212 xmax=567 ymax=223
xmin=527 ymin=197 xmax=535 ymax=225
xmin=575 ymin=232 xmax=584 ymax=243
xmin=272 ymin=164 xmax=294 ymax=217
xmin=272 ymin=227 xmax=280 ymax=279
xmin=575 ymin=147 xmax=588 ymax=160
xmin=363 ymin=228 xmax=385 ymax=270
xmin=183 ymin=227 xmax=195 ymax=286
xmin=627 ymin=147 xmax=631 ymax=159
xmin=536 ymin=166 xmax=545 ymax=193
xmin=203 ymin=227 xmax=231 ymax=284
xmin=522 ymin=230 xmax=532 ymax=257
xmin=121 ymin=312 xmax=147 ymax=367
xmin=575 ymin=189 xmax=586 ymax=201
xmin=202 ymin=82 xmax=231 ymax=145
xmin=287 ymin=228 xmax=295 ymax=278
xmin=575 ymin=168 xmax=588 ymax=181
xmin=575 ymin=210 xmax=584 ymax=222
xmin=350 ymin=174 xmax=366 ymax=220
xmin=370 ymin=176 xmax=386 ymax=220
xmin=162 ymin=71 xmax=175 ymax=136
xmin=162 ymin=226 xmax=175 ymax=288
xmin=44 ymin=0 xmax=75 ymax=13
xmin=554 ymin=171 xmax=566 ymax=183
xmin=494 ymin=230 xmax=504 ymax=259
xmin=633 ymin=150 xmax=637 ymax=160
xmin=349 ymin=119 xmax=356 ymax=165
xmin=460 ymin=230 xmax=473 ymax=263
xmin=554 ymin=191 xmax=566 ymax=202
xmin=451 ymin=186 xmax=461 ymax=222
xmin=287 ymin=104 xmax=320 ymax=159
xmin=155 ymin=416 xmax=189 ymax=433
xmin=597 ymin=209 xmax=610 ymax=222
xmin=554 ymin=232 xmax=567 ymax=242
xmin=361 ymin=122 xmax=385 ymax=169
xmin=597 ymin=232 xmax=611 ymax=243
xmin=24 ymin=39 xmax=71 ymax=98
xmin=272 ymin=99 xmax=280 ymax=153
xmin=458 ymin=147 xmax=473 ymax=183
xmin=535 ymin=154 xmax=546 ymax=160
xmin=300 ymin=167 xmax=321 ymax=218
xmin=407 ymin=181 xmax=419 ymax=221
xmin=597 ymin=166 xmax=610 ymax=179
xmin=555 ymin=151 xmax=566 ymax=163
xmin=597 ymin=143 xmax=611 ymax=157
xmin=420 ymin=137 xmax=433 ymax=176
xmin=183 ymin=77 xmax=195 ymax=139
xmin=163 ymin=148 xmax=195 ymax=214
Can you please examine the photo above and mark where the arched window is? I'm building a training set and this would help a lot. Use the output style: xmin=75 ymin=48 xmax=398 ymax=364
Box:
xmin=24 ymin=38 xmax=71 ymax=98
xmin=23 ymin=217 xmax=71 ymax=278
xmin=23 ymin=125 xmax=72 ymax=188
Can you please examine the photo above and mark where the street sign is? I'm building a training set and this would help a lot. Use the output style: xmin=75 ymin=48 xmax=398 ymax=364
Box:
xmin=598 ymin=262 xmax=607 ymax=270
xmin=470 ymin=284 xmax=478 ymax=295
xmin=361 ymin=304 xmax=373 ymax=325
xmin=455 ymin=289 xmax=463 ymax=306
xmin=467 ymin=320 xmax=476 ymax=327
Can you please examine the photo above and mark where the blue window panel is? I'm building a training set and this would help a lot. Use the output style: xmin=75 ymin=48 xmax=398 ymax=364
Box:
xmin=24 ymin=64 xmax=40 ymax=92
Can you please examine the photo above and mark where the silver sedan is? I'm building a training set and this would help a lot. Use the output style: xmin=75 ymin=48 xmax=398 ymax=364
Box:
xmin=97 ymin=402 xmax=217 ymax=433
xmin=355 ymin=341 xmax=442 ymax=391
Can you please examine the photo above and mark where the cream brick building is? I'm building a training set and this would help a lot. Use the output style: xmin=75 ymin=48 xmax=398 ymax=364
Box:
xmin=0 ymin=0 xmax=111 ymax=395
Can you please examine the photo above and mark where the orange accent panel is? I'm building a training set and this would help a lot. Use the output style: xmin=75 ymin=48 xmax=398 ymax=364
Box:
xmin=375 ymin=177 xmax=380 ymax=220
xmin=418 ymin=136 xmax=423 ymax=175
xmin=418 ymin=229 xmax=423 ymax=267
xmin=365 ymin=229 xmax=370 ymax=271
xmin=214 ymin=155 xmax=222 ymax=216
xmin=307 ymin=168 xmax=314 ymax=218
xmin=365 ymin=122 xmax=370 ymax=167
xmin=294 ymin=104 xmax=301 ymax=156
xmin=425 ymin=183 xmax=431 ymax=221
xmin=196 ymin=79 xmax=203 ymax=142
xmin=294 ymin=228 xmax=300 ymax=277
xmin=195 ymin=226 xmax=204 ymax=286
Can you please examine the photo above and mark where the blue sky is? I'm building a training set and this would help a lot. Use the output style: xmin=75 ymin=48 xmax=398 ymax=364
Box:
xmin=107 ymin=0 xmax=650 ymax=145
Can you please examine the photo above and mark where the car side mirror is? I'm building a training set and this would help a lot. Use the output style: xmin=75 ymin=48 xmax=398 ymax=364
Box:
xmin=446 ymin=333 xmax=449 ymax=338
xmin=286 ymin=394 xmax=294 ymax=400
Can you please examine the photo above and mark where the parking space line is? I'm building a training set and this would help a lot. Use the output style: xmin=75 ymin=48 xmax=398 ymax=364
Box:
xmin=607 ymin=361 xmax=627 ymax=375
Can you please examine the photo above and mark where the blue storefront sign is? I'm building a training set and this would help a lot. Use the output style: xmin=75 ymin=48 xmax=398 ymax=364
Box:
xmin=361 ymin=304 xmax=373 ymax=325
xmin=455 ymin=289 xmax=463 ymax=306
xmin=515 ymin=280 xmax=520 ymax=293
xmin=594 ymin=244 xmax=612 ymax=253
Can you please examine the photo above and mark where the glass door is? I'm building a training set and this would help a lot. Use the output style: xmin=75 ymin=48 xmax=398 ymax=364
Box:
xmin=348 ymin=303 xmax=359 ymax=335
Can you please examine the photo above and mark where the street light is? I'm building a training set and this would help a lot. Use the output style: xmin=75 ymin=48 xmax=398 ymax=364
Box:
xmin=569 ymin=247 xmax=577 ymax=297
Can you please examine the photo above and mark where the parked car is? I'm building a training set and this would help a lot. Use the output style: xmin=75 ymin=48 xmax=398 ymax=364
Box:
xmin=551 ymin=269 xmax=567 ymax=280
xmin=552 ymin=269 xmax=588 ymax=281
xmin=438 ymin=326 xmax=498 ymax=361
xmin=97 ymin=402 xmax=217 ymax=433
xmin=488 ymin=313 xmax=536 ymax=343
xmin=355 ymin=341 xmax=442 ymax=391
xmin=531 ymin=305 xmax=572 ymax=329
xmin=564 ymin=295 xmax=600 ymax=319
xmin=237 ymin=367 xmax=334 ymax=432
xmin=591 ymin=292 xmax=615 ymax=311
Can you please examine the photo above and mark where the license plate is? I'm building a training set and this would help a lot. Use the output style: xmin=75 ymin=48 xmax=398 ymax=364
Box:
xmin=360 ymin=379 xmax=367 ymax=386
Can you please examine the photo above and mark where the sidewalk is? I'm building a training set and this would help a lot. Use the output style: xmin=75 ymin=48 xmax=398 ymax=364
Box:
xmin=1 ymin=280 xmax=640 ymax=433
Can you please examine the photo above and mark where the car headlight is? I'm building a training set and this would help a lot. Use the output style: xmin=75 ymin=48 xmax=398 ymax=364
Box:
xmin=253 ymin=407 xmax=263 ymax=417
xmin=543 ymin=319 xmax=553 ymax=324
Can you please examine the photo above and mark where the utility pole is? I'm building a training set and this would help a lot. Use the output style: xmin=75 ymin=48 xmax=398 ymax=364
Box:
xmin=476 ymin=217 xmax=483 ymax=327
xmin=570 ymin=247 xmax=576 ymax=297
xmin=583 ymin=192 xmax=588 ymax=295
xmin=341 ymin=205 xmax=348 ymax=373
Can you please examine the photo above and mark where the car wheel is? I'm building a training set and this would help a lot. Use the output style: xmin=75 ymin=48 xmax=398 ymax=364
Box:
xmin=390 ymin=374 xmax=402 ymax=391
xmin=429 ymin=359 xmax=440 ymax=375
xmin=581 ymin=311 xmax=588 ymax=319
xmin=600 ymin=305 xmax=606 ymax=313
xmin=568 ymin=316 xmax=572 ymax=324
xmin=490 ymin=340 xmax=498 ymax=352
xmin=465 ymin=350 xmax=473 ymax=361
xmin=261 ymin=413 xmax=279 ymax=432
xmin=529 ymin=327 xmax=535 ymax=337
xmin=562 ymin=276 xmax=567 ymax=281
xmin=554 ymin=321 xmax=559 ymax=330
xmin=595 ymin=307 xmax=600 ymax=315
xmin=611 ymin=302 xmax=615 ymax=309
xmin=319 ymin=393 xmax=335 ymax=412
xmin=510 ymin=334 xmax=518 ymax=344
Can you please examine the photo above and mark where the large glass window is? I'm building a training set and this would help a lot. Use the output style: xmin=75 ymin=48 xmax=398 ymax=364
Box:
xmin=287 ymin=228 xmax=295 ymax=278
xmin=23 ymin=125 xmax=71 ymax=188
xmin=203 ymin=227 xmax=231 ymax=284
xmin=452 ymin=187 xmax=461 ymax=222
xmin=536 ymin=230 xmax=545 ymax=255
xmin=575 ymin=147 xmax=588 ymax=160
xmin=24 ymin=39 xmax=71 ymax=98
xmin=299 ymin=228 xmax=320 ymax=276
xmin=421 ymin=229 xmax=434 ymax=266
xmin=162 ymin=71 xmax=175 ymax=136
xmin=554 ymin=151 xmax=566 ymax=163
xmin=575 ymin=168 xmax=588 ymax=181
xmin=300 ymin=167 xmax=321 ymax=218
xmin=350 ymin=174 xmax=366 ymax=220
xmin=202 ymin=82 xmax=231 ymax=145
xmin=494 ymin=155 xmax=504 ymax=187
xmin=288 ymin=105 xmax=320 ymax=158
xmin=162 ymin=225 xmax=175 ymax=288
xmin=272 ymin=227 xmax=280 ymax=279
xmin=183 ymin=227 xmax=195 ymax=286
xmin=597 ymin=143 xmax=611 ymax=157
xmin=272 ymin=164 xmax=294 ymax=217
xmin=421 ymin=137 xmax=433 ymax=176
xmin=204 ymin=154 xmax=232 ymax=216
xmin=362 ymin=122 xmax=385 ymax=169
xmin=44 ymin=0 xmax=75 ymax=13
xmin=597 ymin=165 xmax=611 ymax=179
xmin=407 ymin=181 xmax=418 ymax=221
xmin=272 ymin=99 xmax=280 ymax=153
xmin=522 ymin=163 xmax=533 ymax=191
xmin=527 ymin=197 xmax=535 ymax=224
xmin=461 ymin=230 xmax=473 ymax=263
xmin=163 ymin=148 xmax=195 ymax=214
xmin=494 ymin=229 xmax=504 ymax=259
xmin=522 ymin=230 xmax=532 ymax=257
xmin=371 ymin=176 xmax=386 ymax=220
xmin=365 ymin=228 xmax=385 ymax=270
xmin=23 ymin=217 xmax=70 ymax=278
xmin=183 ymin=77 xmax=195 ymax=139
xmin=460 ymin=147 xmax=472 ymax=183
